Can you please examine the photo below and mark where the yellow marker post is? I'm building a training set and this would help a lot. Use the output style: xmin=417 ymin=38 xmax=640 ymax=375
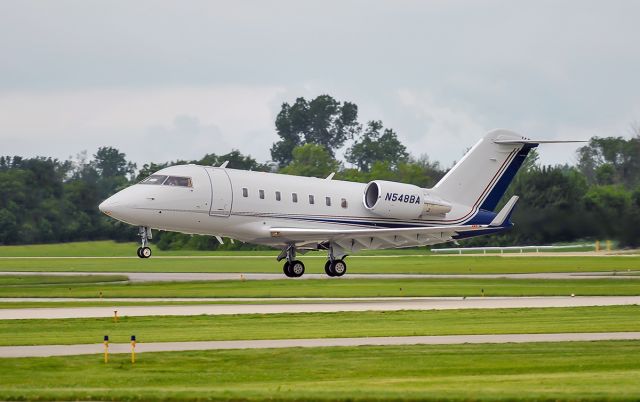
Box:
xmin=131 ymin=335 xmax=136 ymax=364
xmin=103 ymin=335 xmax=109 ymax=363
xmin=606 ymin=240 xmax=612 ymax=252
xmin=113 ymin=310 xmax=118 ymax=323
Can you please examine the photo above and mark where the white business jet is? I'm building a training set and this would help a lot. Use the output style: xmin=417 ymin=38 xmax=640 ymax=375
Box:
xmin=99 ymin=129 xmax=578 ymax=278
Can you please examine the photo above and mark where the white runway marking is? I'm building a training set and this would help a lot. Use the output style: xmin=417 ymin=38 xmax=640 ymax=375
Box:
xmin=2 ymin=296 xmax=640 ymax=320
xmin=1 ymin=271 xmax=638 ymax=282
xmin=2 ymin=332 xmax=639 ymax=358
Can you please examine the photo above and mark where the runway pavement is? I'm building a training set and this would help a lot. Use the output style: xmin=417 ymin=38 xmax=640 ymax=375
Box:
xmin=2 ymin=332 xmax=640 ymax=358
xmin=2 ymin=296 xmax=640 ymax=319
xmin=1 ymin=271 xmax=639 ymax=282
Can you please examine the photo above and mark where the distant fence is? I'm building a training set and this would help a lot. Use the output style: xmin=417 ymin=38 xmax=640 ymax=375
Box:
xmin=431 ymin=244 xmax=595 ymax=255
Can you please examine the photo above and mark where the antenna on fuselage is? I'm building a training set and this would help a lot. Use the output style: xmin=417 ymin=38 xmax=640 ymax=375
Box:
xmin=325 ymin=172 xmax=335 ymax=180
xmin=219 ymin=161 xmax=229 ymax=168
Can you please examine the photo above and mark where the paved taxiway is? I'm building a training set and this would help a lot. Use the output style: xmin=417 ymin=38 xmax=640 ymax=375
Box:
xmin=2 ymin=332 xmax=640 ymax=358
xmin=1 ymin=271 xmax=638 ymax=282
xmin=2 ymin=296 xmax=640 ymax=319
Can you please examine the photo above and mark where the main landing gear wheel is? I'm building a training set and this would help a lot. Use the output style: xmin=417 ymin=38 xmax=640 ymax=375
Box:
xmin=137 ymin=247 xmax=152 ymax=259
xmin=325 ymin=259 xmax=347 ymax=277
xmin=325 ymin=260 xmax=335 ymax=277
xmin=283 ymin=260 xmax=305 ymax=278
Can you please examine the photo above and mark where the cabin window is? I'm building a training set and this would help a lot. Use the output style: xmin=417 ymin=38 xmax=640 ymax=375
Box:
xmin=259 ymin=189 xmax=265 ymax=199
xmin=292 ymin=193 xmax=298 ymax=203
xmin=242 ymin=188 xmax=248 ymax=197
xmin=341 ymin=198 xmax=348 ymax=208
xmin=275 ymin=191 xmax=281 ymax=201
xmin=309 ymin=195 xmax=315 ymax=204
xmin=140 ymin=175 xmax=168 ymax=185
xmin=164 ymin=176 xmax=192 ymax=187
xmin=325 ymin=196 xmax=331 ymax=206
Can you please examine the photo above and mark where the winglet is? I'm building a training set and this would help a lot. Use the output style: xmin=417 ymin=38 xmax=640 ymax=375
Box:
xmin=219 ymin=161 xmax=229 ymax=168
xmin=489 ymin=196 xmax=519 ymax=227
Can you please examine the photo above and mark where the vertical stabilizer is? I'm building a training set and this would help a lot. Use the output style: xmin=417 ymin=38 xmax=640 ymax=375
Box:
xmin=432 ymin=129 xmax=536 ymax=212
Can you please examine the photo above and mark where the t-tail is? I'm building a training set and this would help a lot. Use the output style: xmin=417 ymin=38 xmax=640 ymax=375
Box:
xmin=431 ymin=129 xmax=583 ymax=220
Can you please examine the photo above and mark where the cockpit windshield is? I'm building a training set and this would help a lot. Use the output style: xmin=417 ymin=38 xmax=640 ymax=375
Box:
xmin=140 ymin=175 xmax=192 ymax=187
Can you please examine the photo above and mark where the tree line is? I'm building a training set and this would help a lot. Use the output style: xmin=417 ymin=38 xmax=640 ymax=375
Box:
xmin=1 ymin=95 xmax=639 ymax=248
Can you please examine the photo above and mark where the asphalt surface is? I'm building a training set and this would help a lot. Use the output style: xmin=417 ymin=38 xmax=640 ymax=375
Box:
xmin=1 ymin=271 xmax=639 ymax=282
xmin=2 ymin=296 xmax=640 ymax=319
xmin=3 ymin=332 xmax=640 ymax=358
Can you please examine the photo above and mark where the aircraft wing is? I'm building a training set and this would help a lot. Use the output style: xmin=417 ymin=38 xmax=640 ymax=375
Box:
xmin=270 ymin=224 xmax=492 ymax=249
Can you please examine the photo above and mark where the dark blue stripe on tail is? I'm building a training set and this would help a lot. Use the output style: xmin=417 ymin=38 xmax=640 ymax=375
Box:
xmin=479 ymin=144 xmax=536 ymax=212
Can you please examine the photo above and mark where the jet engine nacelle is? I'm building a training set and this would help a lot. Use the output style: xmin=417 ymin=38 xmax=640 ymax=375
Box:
xmin=363 ymin=180 xmax=452 ymax=219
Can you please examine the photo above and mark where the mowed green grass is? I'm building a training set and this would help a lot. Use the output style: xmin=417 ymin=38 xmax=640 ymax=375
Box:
xmin=0 ymin=240 xmax=638 ymax=275
xmin=2 ymin=306 xmax=640 ymax=347
xmin=0 ymin=241 xmax=435 ymax=257
xmin=2 ymin=341 xmax=640 ymax=401
xmin=0 ymin=274 xmax=128 ymax=286
xmin=2 ymin=277 xmax=640 ymax=298
xmin=1 ymin=254 xmax=639 ymax=275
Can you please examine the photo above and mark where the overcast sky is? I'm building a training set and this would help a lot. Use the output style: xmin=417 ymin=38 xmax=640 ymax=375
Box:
xmin=1 ymin=0 xmax=639 ymax=169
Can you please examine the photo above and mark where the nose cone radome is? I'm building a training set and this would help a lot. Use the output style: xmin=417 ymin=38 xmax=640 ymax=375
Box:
xmin=98 ymin=196 xmax=123 ymax=217
xmin=98 ymin=190 xmax=135 ymax=222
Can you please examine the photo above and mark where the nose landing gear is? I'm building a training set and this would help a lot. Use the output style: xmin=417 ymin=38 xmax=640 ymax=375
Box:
xmin=136 ymin=226 xmax=152 ymax=259
xmin=279 ymin=245 xmax=305 ymax=278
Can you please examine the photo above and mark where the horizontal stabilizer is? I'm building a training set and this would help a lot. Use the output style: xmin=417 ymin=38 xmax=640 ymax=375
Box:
xmin=493 ymin=139 xmax=586 ymax=145
xmin=489 ymin=196 xmax=519 ymax=227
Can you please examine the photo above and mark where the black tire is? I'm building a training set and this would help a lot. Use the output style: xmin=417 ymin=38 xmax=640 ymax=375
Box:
xmin=325 ymin=260 xmax=336 ymax=277
xmin=331 ymin=259 xmax=347 ymax=277
xmin=141 ymin=247 xmax=152 ymax=258
xmin=136 ymin=247 xmax=143 ymax=258
xmin=289 ymin=260 xmax=305 ymax=277
xmin=283 ymin=261 xmax=293 ymax=277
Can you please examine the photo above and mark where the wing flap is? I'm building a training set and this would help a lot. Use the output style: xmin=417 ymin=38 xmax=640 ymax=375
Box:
xmin=270 ymin=224 xmax=488 ymax=241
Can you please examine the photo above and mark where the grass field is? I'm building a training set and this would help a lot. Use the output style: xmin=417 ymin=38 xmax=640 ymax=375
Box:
xmin=0 ymin=274 xmax=128 ymax=286
xmin=0 ymin=241 xmax=438 ymax=257
xmin=1 ymin=277 xmax=640 ymax=298
xmin=2 ymin=306 xmax=639 ymax=346
xmin=2 ymin=241 xmax=639 ymax=401
xmin=1 ymin=254 xmax=639 ymax=275
xmin=2 ymin=341 xmax=640 ymax=401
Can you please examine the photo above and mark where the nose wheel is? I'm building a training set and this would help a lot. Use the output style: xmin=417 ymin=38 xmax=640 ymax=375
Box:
xmin=136 ymin=226 xmax=152 ymax=259
xmin=137 ymin=247 xmax=152 ymax=258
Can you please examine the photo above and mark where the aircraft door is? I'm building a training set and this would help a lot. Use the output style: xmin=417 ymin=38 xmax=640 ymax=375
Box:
xmin=207 ymin=168 xmax=233 ymax=217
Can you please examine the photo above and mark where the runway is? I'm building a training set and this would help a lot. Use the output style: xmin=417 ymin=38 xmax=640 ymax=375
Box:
xmin=2 ymin=296 xmax=640 ymax=319
xmin=2 ymin=332 xmax=639 ymax=358
xmin=1 ymin=270 xmax=638 ymax=282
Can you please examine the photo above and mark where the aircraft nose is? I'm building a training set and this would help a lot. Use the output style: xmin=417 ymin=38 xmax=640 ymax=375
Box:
xmin=99 ymin=192 xmax=130 ymax=217
xmin=98 ymin=197 xmax=118 ymax=216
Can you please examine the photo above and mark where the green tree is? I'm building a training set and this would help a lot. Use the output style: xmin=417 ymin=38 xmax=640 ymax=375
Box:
xmin=345 ymin=120 xmax=409 ymax=172
xmin=280 ymin=144 xmax=340 ymax=178
xmin=577 ymin=135 xmax=640 ymax=188
xmin=93 ymin=147 xmax=136 ymax=179
xmin=271 ymin=95 xmax=360 ymax=166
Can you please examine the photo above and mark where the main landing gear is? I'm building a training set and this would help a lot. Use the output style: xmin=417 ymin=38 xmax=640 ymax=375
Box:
xmin=136 ymin=226 xmax=152 ymax=259
xmin=278 ymin=244 xmax=347 ymax=278
xmin=324 ymin=259 xmax=347 ymax=277
xmin=281 ymin=245 xmax=305 ymax=278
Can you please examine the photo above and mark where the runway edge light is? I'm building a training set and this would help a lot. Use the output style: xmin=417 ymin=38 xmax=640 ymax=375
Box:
xmin=103 ymin=335 xmax=109 ymax=363
xmin=131 ymin=335 xmax=136 ymax=364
